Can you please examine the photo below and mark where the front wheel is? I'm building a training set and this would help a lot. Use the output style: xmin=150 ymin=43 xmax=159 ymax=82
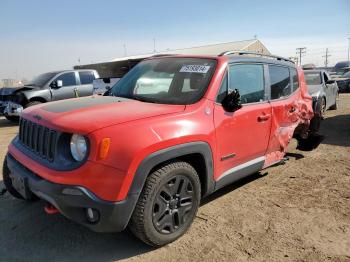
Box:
xmin=129 ymin=161 xmax=201 ymax=247
xmin=4 ymin=115 xmax=19 ymax=122
xmin=25 ymin=101 xmax=42 ymax=108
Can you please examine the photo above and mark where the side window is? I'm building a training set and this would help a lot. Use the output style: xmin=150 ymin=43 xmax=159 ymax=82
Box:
xmin=79 ymin=71 xmax=96 ymax=85
xmin=291 ymin=68 xmax=299 ymax=92
xmin=269 ymin=65 xmax=291 ymax=99
xmin=216 ymin=72 xmax=228 ymax=103
xmin=54 ymin=72 xmax=77 ymax=87
xmin=229 ymin=64 xmax=265 ymax=104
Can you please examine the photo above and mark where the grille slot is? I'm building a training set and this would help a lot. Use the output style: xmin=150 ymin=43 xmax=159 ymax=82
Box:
xmin=19 ymin=118 xmax=57 ymax=162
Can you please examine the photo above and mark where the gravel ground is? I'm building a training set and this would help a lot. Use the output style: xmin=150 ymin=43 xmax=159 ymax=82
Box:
xmin=0 ymin=95 xmax=349 ymax=262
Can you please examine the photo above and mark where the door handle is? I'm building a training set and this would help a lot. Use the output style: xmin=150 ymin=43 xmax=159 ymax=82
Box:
xmin=257 ymin=114 xmax=271 ymax=122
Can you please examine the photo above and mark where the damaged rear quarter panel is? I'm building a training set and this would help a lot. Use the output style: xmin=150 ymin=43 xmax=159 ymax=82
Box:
xmin=264 ymin=68 xmax=313 ymax=168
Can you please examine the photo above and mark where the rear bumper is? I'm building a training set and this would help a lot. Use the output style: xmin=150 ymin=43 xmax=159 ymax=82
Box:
xmin=6 ymin=153 xmax=138 ymax=232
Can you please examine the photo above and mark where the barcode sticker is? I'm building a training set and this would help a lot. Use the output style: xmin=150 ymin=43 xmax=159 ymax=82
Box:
xmin=180 ymin=65 xmax=210 ymax=73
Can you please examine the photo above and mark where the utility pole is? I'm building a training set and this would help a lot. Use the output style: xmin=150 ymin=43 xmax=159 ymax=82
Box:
xmin=123 ymin=44 xmax=127 ymax=57
xmin=322 ymin=48 xmax=331 ymax=67
xmin=153 ymin=38 xmax=156 ymax=53
xmin=296 ymin=47 xmax=306 ymax=66
xmin=348 ymin=38 xmax=350 ymax=63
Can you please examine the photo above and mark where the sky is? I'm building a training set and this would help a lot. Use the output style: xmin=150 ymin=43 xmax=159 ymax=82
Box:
xmin=0 ymin=0 xmax=349 ymax=80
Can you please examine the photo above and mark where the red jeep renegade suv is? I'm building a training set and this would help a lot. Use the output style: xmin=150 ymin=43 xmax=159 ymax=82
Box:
xmin=3 ymin=52 xmax=315 ymax=246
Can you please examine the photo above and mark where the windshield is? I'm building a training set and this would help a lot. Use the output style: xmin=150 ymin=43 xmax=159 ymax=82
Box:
xmin=110 ymin=58 xmax=217 ymax=105
xmin=28 ymin=72 xmax=57 ymax=87
xmin=304 ymin=72 xmax=322 ymax=85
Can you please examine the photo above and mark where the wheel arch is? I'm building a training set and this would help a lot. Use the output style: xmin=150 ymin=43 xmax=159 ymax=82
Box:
xmin=29 ymin=97 xmax=47 ymax=103
xmin=128 ymin=142 xmax=215 ymax=198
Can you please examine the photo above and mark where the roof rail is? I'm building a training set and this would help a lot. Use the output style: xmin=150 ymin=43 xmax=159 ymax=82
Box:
xmin=219 ymin=50 xmax=294 ymax=63
xmin=151 ymin=54 xmax=176 ymax=58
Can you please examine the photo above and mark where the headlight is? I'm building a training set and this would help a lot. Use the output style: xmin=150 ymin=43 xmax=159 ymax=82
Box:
xmin=70 ymin=134 xmax=88 ymax=161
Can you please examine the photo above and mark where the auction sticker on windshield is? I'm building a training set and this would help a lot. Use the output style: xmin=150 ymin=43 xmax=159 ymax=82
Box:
xmin=180 ymin=65 xmax=210 ymax=73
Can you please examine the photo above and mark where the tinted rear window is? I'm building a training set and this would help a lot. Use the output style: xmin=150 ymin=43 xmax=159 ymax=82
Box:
xmin=269 ymin=65 xmax=291 ymax=99
xmin=79 ymin=71 xmax=96 ymax=85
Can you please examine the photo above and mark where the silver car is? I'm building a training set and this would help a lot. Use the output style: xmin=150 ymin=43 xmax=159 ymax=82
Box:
xmin=304 ymin=70 xmax=338 ymax=116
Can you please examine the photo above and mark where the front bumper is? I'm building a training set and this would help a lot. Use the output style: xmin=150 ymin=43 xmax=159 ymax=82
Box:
xmin=6 ymin=153 xmax=138 ymax=232
xmin=0 ymin=101 xmax=8 ymax=115
xmin=4 ymin=102 xmax=23 ymax=116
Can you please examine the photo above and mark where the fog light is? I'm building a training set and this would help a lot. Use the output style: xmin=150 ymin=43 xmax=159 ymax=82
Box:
xmin=86 ymin=208 xmax=100 ymax=223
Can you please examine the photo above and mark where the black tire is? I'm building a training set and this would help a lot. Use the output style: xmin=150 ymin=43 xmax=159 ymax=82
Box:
xmin=2 ymin=157 xmax=24 ymax=199
xmin=4 ymin=115 xmax=19 ymax=122
xmin=25 ymin=101 xmax=42 ymax=108
xmin=129 ymin=161 xmax=201 ymax=247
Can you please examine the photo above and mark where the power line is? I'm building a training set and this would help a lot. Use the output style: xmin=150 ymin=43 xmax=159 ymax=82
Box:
xmin=322 ymin=48 xmax=331 ymax=67
xmin=296 ymin=47 xmax=306 ymax=66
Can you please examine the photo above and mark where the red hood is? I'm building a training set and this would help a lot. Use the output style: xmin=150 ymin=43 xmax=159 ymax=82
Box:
xmin=22 ymin=96 xmax=185 ymax=133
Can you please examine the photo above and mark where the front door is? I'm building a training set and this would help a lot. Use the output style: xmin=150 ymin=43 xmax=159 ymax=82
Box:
xmin=50 ymin=72 xmax=79 ymax=101
xmin=214 ymin=63 xmax=271 ymax=188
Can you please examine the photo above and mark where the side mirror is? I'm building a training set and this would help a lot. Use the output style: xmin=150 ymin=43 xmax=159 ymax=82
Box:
xmin=51 ymin=80 xmax=63 ymax=88
xmin=326 ymin=80 xmax=335 ymax=85
xmin=222 ymin=89 xmax=242 ymax=112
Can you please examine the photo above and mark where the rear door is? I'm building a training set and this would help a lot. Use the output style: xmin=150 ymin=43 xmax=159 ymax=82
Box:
xmin=50 ymin=72 xmax=79 ymax=101
xmin=77 ymin=71 xmax=96 ymax=97
xmin=214 ymin=63 xmax=272 ymax=185
xmin=265 ymin=65 xmax=300 ymax=167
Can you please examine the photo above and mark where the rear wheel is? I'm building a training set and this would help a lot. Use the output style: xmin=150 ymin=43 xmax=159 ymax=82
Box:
xmin=129 ymin=161 xmax=201 ymax=247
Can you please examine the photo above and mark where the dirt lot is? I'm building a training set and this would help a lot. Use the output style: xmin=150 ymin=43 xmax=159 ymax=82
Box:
xmin=0 ymin=95 xmax=349 ymax=262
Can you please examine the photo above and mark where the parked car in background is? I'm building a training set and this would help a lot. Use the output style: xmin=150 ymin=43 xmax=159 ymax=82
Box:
xmin=304 ymin=69 xmax=338 ymax=116
xmin=0 ymin=69 xmax=99 ymax=121
xmin=3 ymin=52 xmax=318 ymax=247
xmin=331 ymin=69 xmax=350 ymax=93
xmin=92 ymin=77 xmax=120 ymax=95
xmin=334 ymin=61 xmax=350 ymax=75
xmin=0 ymin=87 xmax=19 ymax=116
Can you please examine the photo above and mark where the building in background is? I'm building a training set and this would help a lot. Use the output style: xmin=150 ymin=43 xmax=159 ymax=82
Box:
xmin=74 ymin=39 xmax=270 ymax=78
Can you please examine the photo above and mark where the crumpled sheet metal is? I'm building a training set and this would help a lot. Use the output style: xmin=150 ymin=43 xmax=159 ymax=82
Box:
xmin=264 ymin=68 xmax=314 ymax=168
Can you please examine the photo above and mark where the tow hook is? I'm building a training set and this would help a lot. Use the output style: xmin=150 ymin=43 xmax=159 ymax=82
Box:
xmin=44 ymin=202 xmax=60 ymax=215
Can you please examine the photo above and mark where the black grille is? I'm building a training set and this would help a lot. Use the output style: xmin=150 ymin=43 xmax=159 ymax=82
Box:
xmin=19 ymin=118 xmax=57 ymax=162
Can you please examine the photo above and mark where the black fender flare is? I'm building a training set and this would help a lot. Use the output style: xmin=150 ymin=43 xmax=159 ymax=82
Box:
xmin=128 ymin=141 xmax=215 ymax=198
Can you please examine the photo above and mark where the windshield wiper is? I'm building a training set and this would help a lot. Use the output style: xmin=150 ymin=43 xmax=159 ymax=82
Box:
xmin=132 ymin=96 xmax=158 ymax=103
